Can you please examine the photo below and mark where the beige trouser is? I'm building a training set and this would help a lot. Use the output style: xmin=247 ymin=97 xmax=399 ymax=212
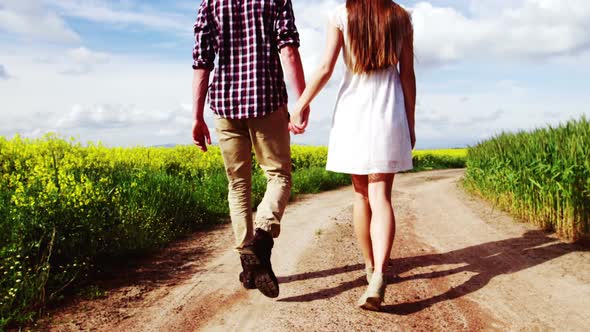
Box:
xmin=215 ymin=106 xmax=292 ymax=254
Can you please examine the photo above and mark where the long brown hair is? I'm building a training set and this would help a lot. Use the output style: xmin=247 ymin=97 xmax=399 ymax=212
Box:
xmin=345 ymin=0 xmax=412 ymax=74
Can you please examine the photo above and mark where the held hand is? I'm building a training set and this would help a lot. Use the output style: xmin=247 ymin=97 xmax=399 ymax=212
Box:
xmin=289 ymin=107 xmax=310 ymax=135
xmin=192 ymin=119 xmax=211 ymax=152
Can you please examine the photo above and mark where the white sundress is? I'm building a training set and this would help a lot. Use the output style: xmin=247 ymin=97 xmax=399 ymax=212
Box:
xmin=325 ymin=4 xmax=413 ymax=175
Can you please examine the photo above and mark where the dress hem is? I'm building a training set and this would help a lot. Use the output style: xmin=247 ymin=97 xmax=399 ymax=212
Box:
xmin=325 ymin=164 xmax=413 ymax=175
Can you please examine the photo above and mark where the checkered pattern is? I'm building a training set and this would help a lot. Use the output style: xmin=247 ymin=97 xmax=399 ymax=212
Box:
xmin=193 ymin=0 xmax=300 ymax=119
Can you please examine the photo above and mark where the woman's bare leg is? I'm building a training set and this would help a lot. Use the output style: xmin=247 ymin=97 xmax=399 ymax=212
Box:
xmin=367 ymin=174 xmax=395 ymax=273
xmin=351 ymin=175 xmax=374 ymax=270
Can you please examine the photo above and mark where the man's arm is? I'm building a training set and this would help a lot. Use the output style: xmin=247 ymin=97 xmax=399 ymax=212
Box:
xmin=280 ymin=46 xmax=307 ymax=131
xmin=191 ymin=0 xmax=215 ymax=152
xmin=281 ymin=46 xmax=306 ymax=98
xmin=275 ymin=0 xmax=307 ymax=133
xmin=192 ymin=69 xmax=211 ymax=152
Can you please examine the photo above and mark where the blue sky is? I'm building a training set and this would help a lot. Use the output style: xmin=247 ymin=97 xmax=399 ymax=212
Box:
xmin=1 ymin=0 xmax=589 ymax=148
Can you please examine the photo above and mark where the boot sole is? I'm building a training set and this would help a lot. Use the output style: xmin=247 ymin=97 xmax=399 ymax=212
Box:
xmin=254 ymin=269 xmax=279 ymax=298
xmin=241 ymin=254 xmax=279 ymax=298
xmin=239 ymin=272 xmax=256 ymax=290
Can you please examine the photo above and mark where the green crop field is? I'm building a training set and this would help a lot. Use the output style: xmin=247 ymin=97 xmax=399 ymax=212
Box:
xmin=464 ymin=117 xmax=590 ymax=241
xmin=0 ymin=135 xmax=465 ymax=328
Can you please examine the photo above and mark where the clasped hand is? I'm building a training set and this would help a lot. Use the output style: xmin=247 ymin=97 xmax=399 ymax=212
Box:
xmin=289 ymin=106 xmax=310 ymax=135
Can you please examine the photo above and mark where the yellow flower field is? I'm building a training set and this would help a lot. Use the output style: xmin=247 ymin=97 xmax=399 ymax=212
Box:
xmin=0 ymin=134 xmax=466 ymax=328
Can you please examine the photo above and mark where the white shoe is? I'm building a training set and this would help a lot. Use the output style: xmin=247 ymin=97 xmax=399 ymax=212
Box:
xmin=357 ymin=272 xmax=385 ymax=311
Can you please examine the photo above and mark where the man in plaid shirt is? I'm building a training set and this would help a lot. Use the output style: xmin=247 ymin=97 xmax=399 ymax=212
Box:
xmin=191 ymin=0 xmax=308 ymax=298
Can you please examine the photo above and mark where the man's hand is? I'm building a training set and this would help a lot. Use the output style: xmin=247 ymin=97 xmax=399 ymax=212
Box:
xmin=192 ymin=119 xmax=211 ymax=152
xmin=410 ymin=129 xmax=416 ymax=150
xmin=289 ymin=107 xmax=310 ymax=135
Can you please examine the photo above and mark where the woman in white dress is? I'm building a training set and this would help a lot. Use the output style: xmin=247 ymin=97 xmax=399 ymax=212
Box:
xmin=290 ymin=0 xmax=416 ymax=311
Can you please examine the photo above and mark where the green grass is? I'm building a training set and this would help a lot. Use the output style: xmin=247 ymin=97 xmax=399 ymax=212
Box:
xmin=0 ymin=135 xmax=466 ymax=329
xmin=464 ymin=116 xmax=590 ymax=241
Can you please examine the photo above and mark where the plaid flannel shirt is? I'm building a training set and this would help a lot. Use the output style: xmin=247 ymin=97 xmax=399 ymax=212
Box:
xmin=193 ymin=0 xmax=300 ymax=119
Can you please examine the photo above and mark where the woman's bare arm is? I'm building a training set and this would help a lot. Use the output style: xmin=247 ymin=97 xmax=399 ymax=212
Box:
xmin=291 ymin=23 xmax=343 ymax=131
xmin=399 ymin=27 xmax=416 ymax=149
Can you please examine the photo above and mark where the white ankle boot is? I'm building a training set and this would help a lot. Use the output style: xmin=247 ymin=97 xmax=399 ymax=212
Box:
xmin=358 ymin=272 xmax=385 ymax=311
xmin=365 ymin=265 xmax=374 ymax=283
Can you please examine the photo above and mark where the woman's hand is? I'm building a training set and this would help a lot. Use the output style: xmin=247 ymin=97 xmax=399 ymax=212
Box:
xmin=288 ymin=23 xmax=342 ymax=136
xmin=410 ymin=128 xmax=416 ymax=150
xmin=289 ymin=106 xmax=310 ymax=135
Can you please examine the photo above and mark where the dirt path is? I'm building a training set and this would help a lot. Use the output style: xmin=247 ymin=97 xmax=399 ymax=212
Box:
xmin=44 ymin=169 xmax=590 ymax=331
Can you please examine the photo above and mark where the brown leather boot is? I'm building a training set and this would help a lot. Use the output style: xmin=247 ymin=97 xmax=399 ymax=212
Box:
xmin=250 ymin=228 xmax=279 ymax=298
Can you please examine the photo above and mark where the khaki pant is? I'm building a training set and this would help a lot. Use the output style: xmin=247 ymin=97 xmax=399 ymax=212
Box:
xmin=215 ymin=106 xmax=292 ymax=254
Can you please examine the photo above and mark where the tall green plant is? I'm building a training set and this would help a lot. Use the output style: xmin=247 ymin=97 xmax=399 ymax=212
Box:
xmin=464 ymin=116 xmax=590 ymax=240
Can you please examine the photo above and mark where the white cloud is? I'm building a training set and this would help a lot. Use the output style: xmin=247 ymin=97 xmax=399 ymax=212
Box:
xmin=0 ymin=47 xmax=200 ymax=145
xmin=55 ymin=104 xmax=173 ymax=129
xmin=412 ymin=0 xmax=590 ymax=66
xmin=413 ymin=76 xmax=588 ymax=148
xmin=292 ymin=0 xmax=341 ymax=71
xmin=0 ymin=0 xmax=79 ymax=42
xmin=66 ymin=47 xmax=110 ymax=64
xmin=1 ymin=0 xmax=589 ymax=149
xmin=60 ymin=47 xmax=111 ymax=75
xmin=45 ymin=0 xmax=189 ymax=33
xmin=0 ymin=110 xmax=56 ymax=138
xmin=8 ymin=46 xmax=113 ymax=75
xmin=48 ymin=103 xmax=206 ymax=146
xmin=0 ymin=64 xmax=10 ymax=79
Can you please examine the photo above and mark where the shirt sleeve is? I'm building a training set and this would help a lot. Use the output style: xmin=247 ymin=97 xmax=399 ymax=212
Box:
xmin=275 ymin=0 xmax=300 ymax=51
xmin=192 ymin=0 xmax=216 ymax=70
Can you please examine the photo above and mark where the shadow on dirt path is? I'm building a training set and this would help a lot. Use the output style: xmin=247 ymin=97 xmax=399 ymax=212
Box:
xmin=384 ymin=230 xmax=589 ymax=315
xmin=278 ymin=230 xmax=589 ymax=312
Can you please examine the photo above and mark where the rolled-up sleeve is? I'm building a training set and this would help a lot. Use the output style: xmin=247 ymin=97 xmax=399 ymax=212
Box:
xmin=192 ymin=0 xmax=216 ymax=70
xmin=275 ymin=0 xmax=300 ymax=51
